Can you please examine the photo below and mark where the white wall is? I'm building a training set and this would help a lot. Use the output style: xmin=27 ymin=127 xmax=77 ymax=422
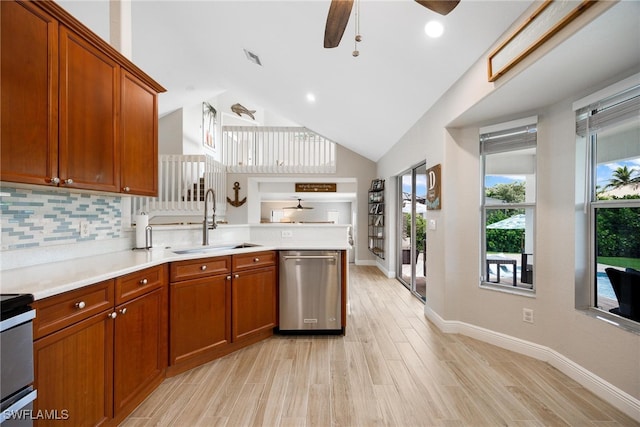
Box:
xmin=376 ymin=1 xmax=639 ymax=410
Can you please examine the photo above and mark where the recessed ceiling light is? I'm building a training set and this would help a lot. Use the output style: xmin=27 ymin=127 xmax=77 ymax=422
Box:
xmin=243 ymin=48 xmax=262 ymax=66
xmin=306 ymin=93 xmax=316 ymax=103
xmin=424 ymin=20 xmax=444 ymax=38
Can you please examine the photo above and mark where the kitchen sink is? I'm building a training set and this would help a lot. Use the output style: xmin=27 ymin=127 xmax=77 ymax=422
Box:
xmin=172 ymin=243 xmax=261 ymax=255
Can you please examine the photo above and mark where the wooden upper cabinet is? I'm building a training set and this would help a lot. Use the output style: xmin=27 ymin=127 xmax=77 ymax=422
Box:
xmin=121 ymin=71 xmax=159 ymax=196
xmin=59 ymin=25 xmax=120 ymax=192
xmin=1 ymin=1 xmax=59 ymax=185
xmin=1 ymin=0 xmax=165 ymax=193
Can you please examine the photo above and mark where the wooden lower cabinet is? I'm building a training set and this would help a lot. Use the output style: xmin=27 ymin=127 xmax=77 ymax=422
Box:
xmin=232 ymin=266 xmax=277 ymax=342
xmin=33 ymin=265 xmax=167 ymax=426
xmin=169 ymin=273 xmax=231 ymax=366
xmin=113 ymin=287 xmax=167 ymax=419
xmin=168 ymin=252 xmax=277 ymax=375
xmin=34 ymin=310 xmax=114 ymax=427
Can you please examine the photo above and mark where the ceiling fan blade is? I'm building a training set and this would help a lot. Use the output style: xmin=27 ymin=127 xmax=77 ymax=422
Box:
xmin=284 ymin=199 xmax=314 ymax=210
xmin=415 ymin=0 xmax=460 ymax=16
xmin=324 ymin=0 xmax=354 ymax=48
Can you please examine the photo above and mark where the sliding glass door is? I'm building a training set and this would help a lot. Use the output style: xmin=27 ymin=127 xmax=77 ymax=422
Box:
xmin=397 ymin=163 xmax=427 ymax=301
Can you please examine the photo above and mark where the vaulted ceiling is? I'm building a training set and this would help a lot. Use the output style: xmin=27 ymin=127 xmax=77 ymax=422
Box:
xmin=59 ymin=0 xmax=640 ymax=162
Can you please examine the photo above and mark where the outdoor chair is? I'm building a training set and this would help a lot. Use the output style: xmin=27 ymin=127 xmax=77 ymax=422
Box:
xmin=521 ymin=253 xmax=533 ymax=284
xmin=604 ymin=267 xmax=640 ymax=322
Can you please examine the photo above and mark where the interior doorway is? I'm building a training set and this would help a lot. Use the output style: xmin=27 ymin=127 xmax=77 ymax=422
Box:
xmin=397 ymin=163 xmax=427 ymax=301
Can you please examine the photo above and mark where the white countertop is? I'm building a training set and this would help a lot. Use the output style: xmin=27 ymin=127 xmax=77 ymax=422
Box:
xmin=0 ymin=242 xmax=350 ymax=300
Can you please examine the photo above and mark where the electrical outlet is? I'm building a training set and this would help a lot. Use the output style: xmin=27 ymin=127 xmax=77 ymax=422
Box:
xmin=281 ymin=230 xmax=293 ymax=238
xmin=80 ymin=221 xmax=90 ymax=238
xmin=522 ymin=308 xmax=534 ymax=323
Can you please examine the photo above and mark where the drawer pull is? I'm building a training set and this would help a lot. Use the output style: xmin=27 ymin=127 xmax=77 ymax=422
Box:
xmin=254 ymin=258 xmax=260 ymax=262
xmin=123 ymin=186 xmax=131 ymax=192
xmin=108 ymin=312 xmax=117 ymax=319
xmin=201 ymin=265 xmax=207 ymax=271
xmin=64 ymin=178 xmax=74 ymax=185
xmin=119 ymin=308 xmax=127 ymax=315
xmin=75 ymin=301 xmax=86 ymax=309
xmin=139 ymin=278 xmax=148 ymax=286
xmin=234 ymin=274 xmax=240 ymax=279
xmin=227 ymin=275 xmax=231 ymax=280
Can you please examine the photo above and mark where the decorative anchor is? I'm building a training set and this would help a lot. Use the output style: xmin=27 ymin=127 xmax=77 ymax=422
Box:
xmin=227 ymin=181 xmax=247 ymax=207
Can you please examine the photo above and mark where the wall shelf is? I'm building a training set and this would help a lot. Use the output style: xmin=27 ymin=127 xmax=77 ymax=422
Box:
xmin=368 ymin=179 xmax=385 ymax=259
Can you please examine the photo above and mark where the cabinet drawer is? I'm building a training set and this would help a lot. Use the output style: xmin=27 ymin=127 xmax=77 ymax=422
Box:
xmin=170 ymin=256 xmax=231 ymax=282
xmin=116 ymin=264 xmax=166 ymax=305
xmin=33 ymin=279 xmax=115 ymax=339
xmin=232 ymin=251 xmax=276 ymax=272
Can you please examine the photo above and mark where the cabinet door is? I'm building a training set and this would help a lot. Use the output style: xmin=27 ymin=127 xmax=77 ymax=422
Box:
xmin=114 ymin=287 xmax=167 ymax=416
xmin=170 ymin=274 xmax=231 ymax=365
xmin=120 ymin=70 xmax=158 ymax=196
xmin=1 ymin=1 xmax=59 ymax=185
xmin=59 ymin=25 xmax=120 ymax=192
xmin=232 ymin=266 xmax=277 ymax=342
xmin=34 ymin=311 xmax=114 ymax=427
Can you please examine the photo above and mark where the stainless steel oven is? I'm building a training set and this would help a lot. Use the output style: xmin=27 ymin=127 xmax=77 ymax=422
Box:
xmin=1 ymin=294 xmax=36 ymax=426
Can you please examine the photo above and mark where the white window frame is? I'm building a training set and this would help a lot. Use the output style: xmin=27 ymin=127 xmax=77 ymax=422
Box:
xmin=480 ymin=117 xmax=537 ymax=294
xmin=574 ymin=74 xmax=640 ymax=328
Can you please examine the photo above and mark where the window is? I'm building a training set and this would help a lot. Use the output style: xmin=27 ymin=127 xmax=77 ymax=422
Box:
xmin=480 ymin=117 xmax=537 ymax=291
xmin=576 ymin=84 xmax=640 ymax=323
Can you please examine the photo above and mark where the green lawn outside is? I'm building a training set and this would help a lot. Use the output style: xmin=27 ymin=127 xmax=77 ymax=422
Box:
xmin=597 ymin=256 xmax=640 ymax=270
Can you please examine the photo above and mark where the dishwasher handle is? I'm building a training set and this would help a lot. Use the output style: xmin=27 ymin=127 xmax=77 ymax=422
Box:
xmin=282 ymin=255 xmax=337 ymax=261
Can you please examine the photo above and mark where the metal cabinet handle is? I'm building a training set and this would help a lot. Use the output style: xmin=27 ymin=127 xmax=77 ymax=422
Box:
xmin=108 ymin=312 xmax=117 ymax=319
xmin=139 ymin=278 xmax=148 ymax=285
xmin=234 ymin=274 xmax=240 ymax=279
xmin=123 ymin=186 xmax=131 ymax=192
xmin=226 ymin=275 xmax=231 ymax=280
xmin=282 ymin=255 xmax=338 ymax=260
xmin=201 ymin=265 xmax=207 ymax=271
xmin=49 ymin=177 xmax=60 ymax=184
xmin=253 ymin=258 xmax=260 ymax=262
xmin=64 ymin=178 xmax=74 ymax=185
xmin=75 ymin=301 xmax=86 ymax=309
xmin=119 ymin=308 xmax=127 ymax=315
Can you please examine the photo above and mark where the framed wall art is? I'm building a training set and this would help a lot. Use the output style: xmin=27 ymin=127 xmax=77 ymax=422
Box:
xmin=202 ymin=102 xmax=217 ymax=151
xmin=487 ymin=0 xmax=595 ymax=82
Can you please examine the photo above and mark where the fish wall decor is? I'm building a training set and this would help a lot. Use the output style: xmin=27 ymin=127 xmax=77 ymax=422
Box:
xmin=231 ymin=103 xmax=256 ymax=120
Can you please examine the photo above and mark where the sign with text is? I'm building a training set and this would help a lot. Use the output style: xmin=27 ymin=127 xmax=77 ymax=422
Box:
xmin=295 ymin=183 xmax=337 ymax=192
xmin=426 ymin=164 xmax=441 ymax=210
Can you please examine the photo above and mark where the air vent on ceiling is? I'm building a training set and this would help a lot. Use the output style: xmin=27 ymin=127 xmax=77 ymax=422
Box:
xmin=244 ymin=49 xmax=262 ymax=66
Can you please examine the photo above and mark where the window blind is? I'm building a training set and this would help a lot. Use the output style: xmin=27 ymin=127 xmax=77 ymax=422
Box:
xmin=575 ymin=85 xmax=640 ymax=137
xmin=480 ymin=123 xmax=537 ymax=155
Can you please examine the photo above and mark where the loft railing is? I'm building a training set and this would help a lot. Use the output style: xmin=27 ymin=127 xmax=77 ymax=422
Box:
xmin=222 ymin=126 xmax=336 ymax=173
xmin=131 ymin=154 xmax=226 ymax=222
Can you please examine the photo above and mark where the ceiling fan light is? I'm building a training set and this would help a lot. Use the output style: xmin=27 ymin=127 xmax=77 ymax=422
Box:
xmin=424 ymin=20 xmax=444 ymax=38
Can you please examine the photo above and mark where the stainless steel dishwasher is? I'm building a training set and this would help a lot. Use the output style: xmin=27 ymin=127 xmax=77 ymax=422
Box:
xmin=278 ymin=250 xmax=343 ymax=334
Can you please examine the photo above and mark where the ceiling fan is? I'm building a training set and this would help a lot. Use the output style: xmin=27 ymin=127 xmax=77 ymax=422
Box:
xmin=324 ymin=0 xmax=460 ymax=48
xmin=284 ymin=199 xmax=314 ymax=210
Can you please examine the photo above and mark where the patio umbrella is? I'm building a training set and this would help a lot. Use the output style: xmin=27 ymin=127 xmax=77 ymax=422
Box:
xmin=487 ymin=213 xmax=525 ymax=229
xmin=402 ymin=202 xmax=427 ymax=214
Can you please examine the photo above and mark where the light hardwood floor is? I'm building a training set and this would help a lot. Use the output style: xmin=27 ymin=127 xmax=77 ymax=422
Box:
xmin=121 ymin=265 xmax=639 ymax=426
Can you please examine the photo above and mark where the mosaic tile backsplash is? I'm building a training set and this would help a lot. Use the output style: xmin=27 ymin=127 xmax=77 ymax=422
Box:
xmin=1 ymin=187 xmax=122 ymax=251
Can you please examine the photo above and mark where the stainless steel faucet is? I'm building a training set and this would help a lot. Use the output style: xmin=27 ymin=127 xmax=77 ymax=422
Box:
xmin=203 ymin=188 xmax=217 ymax=245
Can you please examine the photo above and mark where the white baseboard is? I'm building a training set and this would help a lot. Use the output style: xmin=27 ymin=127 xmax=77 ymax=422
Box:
xmin=424 ymin=306 xmax=640 ymax=422
xmin=355 ymin=259 xmax=377 ymax=266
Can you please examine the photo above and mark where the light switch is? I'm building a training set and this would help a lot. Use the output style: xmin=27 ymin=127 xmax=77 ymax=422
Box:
xmin=428 ymin=219 xmax=437 ymax=230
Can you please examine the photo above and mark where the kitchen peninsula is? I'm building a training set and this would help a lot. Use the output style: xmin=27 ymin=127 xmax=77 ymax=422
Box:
xmin=1 ymin=223 xmax=350 ymax=426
